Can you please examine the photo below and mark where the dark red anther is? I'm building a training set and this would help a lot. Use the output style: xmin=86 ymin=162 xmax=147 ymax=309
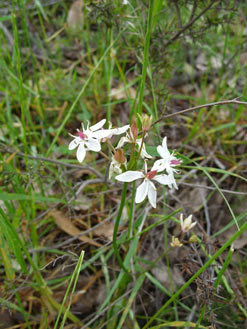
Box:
xmin=146 ymin=170 xmax=157 ymax=180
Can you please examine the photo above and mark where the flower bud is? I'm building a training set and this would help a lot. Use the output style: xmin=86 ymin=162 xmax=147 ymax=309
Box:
xmin=114 ymin=149 xmax=126 ymax=164
xmin=189 ymin=234 xmax=198 ymax=243
xmin=130 ymin=119 xmax=138 ymax=140
xmin=138 ymin=114 xmax=153 ymax=132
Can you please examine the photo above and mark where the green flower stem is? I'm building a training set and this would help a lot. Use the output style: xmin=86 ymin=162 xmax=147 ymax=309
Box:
xmin=129 ymin=132 xmax=146 ymax=170
xmin=143 ymin=220 xmax=247 ymax=328
xmin=113 ymin=182 xmax=129 ymax=273
xmin=128 ymin=181 xmax=136 ymax=240
xmin=136 ymin=131 xmax=146 ymax=163
xmin=136 ymin=0 xmax=154 ymax=115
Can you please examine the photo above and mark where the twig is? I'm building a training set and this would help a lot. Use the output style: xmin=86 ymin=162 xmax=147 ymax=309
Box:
xmin=173 ymin=0 xmax=183 ymax=28
xmin=188 ymin=0 xmax=198 ymax=22
xmin=153 ymin=98 xmax=247 ymax=126
xmin=180 ymin=182 xmax=247 ymax=195
xmin=0 ymin=146 xmax=104 ymax=179
xmin=164 ymin=0 xmax=219 ymax=48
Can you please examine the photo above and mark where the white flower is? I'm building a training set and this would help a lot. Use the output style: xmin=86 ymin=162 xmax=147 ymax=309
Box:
xmin=109 ymin=157 xmax=122 ymax=179
xmin=154 ymin=137 xmax=181 ymax=174
xmin=117 ymin=133 xmax=152 ymax=159
xmin=115 ymin=162 xmax=175 ymax=208
xmin=180 ymin=214 xmax=197 ymax=233
xmin=69 ymin=119 xmax=111 ymax=163
xmin=109 ymin=156 xmax=127 ymax=179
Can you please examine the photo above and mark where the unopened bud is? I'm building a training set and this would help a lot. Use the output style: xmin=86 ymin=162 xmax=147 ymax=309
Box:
xmin=138 ymin=114 xmax=153 ymax=132
xmin=170 ymin=236 xmax=183 ymax=248
xmin=114 ymin=149 xmax=126 ymax=164
xmin=130 ymin=119 xmax=138 ymax=140
xmin=189 ymin=234 xmax=198 ymax=243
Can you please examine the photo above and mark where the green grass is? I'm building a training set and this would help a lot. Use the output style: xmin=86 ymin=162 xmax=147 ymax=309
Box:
xmin=0 ymin=0 xmax=247 ymax=328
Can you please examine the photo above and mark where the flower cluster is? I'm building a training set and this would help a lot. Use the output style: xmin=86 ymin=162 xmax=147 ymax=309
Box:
xmin=68 ymin=117 xmax=181 ymax=208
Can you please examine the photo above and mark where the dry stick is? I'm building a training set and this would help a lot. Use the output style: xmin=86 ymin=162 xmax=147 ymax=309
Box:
xmin=164 ymin=0 xmax=219 ymax=48
xmin=173 ymin=0 xmax=183 ymax=28
xmin=188 ymin=0 xmax=198 ymax=22
xmin=0 ymin=146 xmax=104 ymax=179
xmin=152 ymin=98 xmax=247 ymax=126
xmin=180 ymin=182 xmax=247 ymax=195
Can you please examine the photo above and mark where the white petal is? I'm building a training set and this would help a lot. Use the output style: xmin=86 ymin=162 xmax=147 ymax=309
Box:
xmin=90 ymin=119 xmax=106 ymax=131
xmin=157 ymin=137 xmax=170 ymax=159
xmin=92 ymin=129 xmax=112 ymax=139
xmin=86 ymin=138 xmax=101 ymax=152
xmin=115 ymin=171 xmax=144 ymax=182
xmin=140 ymin=143 xmax=153 ymax=159
xmin=111 ymin=125 xmax=130 ymax=136
xmin=116 ymin=136 xmax=129 ymax=149
xmin=184 ymin=215 xmax=193 ymax=227
xmin=151 ymin=159 xmax=166 ymax=172
xmin=136 ymin=139 xmax=152 ymax=159
xmin=153 ymin=173 xmax=174 ymax=186
xmin=76 ymin=144 xmax=86 ymax=163
xmin=147 ymin=180 xmax=157 ymax=208
xmin=68 ymin=138 xmax=80 ymax=150
xmin=144 ymin=161 xmax=148 ymax=174
xmin=135 ymin=180 xmax=148 ymax=203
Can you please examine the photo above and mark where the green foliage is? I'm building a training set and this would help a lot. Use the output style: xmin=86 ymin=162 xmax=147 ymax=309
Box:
xmin=0 ymin=0 xmax=247 ymax=328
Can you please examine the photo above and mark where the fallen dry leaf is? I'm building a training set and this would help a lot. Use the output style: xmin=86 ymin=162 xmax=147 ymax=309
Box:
xmin=151 ymin=264 xmax=185 ymax=292
xmin=67 ymin=0 xmax=84 ymax=31
xmin=50 ymin=210 xmax=102 ymax=247
xmin=93 ymin=222 xmax=115 ymax=241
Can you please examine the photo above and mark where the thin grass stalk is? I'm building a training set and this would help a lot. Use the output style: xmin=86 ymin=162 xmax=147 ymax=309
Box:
xmin=136 ymin=0 xmax=154 ymax=115
xmin=54 ymin=250 xmax=85 ymax=329
xmin=113 ymin=182 xmax=129 ymax=273
xmin=11 ymin=9 xmax=28 ymax=161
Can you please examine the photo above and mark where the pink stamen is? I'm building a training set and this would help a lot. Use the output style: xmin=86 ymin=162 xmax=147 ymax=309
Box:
xmin=78 ymin=130 xmax=86 ymax=140
xmin=146 ymin=170 xmax=157 ymax=180
xmin=171 ymin=159 xmax=180 ymax=165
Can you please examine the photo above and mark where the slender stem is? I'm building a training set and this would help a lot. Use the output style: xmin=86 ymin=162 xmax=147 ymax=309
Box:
xmin=136 ymin=0 xmax=154 ymax=115
xmin=99 ymin=150 xmax=111 ymax=161
xmin=113 ymin=182 xmax=129 ymax=273
xmin=128 ymin=181 xmax=136 ymax=240
xmin=129 ymin=132 xmax=146 ymax=169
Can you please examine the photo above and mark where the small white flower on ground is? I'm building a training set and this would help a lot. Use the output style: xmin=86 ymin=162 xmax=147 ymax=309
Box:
xmin=170 ymin=236 xmax=183 ymax=248
xmin=180 ymin=214 xmax=197 ymax=233
xmin=68 ymin=119 xmax=111 ymax=163
xmin=154 ymin=136 xmax=181 ymax=174
xmin=115 ymin=162 xmax=175 ymax=208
